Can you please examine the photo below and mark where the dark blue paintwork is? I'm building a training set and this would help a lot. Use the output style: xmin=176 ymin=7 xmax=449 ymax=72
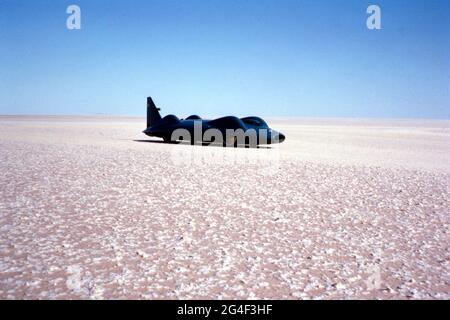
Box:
xmin=143 ymin=97 xmax=285 ymax=146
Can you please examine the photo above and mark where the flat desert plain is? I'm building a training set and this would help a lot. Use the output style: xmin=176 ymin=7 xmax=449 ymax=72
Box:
xmin=0 ymin=115 xmax=449 ymax=299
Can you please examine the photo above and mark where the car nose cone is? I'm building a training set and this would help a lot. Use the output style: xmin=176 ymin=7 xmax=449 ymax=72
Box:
xmin=269 ymin=130 xmax=285 ymax=144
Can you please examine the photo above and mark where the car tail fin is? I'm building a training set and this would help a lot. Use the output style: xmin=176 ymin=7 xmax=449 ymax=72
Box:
xmin=147 ymin=97 xmax=162 ymax=128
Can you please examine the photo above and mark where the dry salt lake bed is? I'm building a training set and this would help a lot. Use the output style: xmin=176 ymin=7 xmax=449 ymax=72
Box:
xmin=0 ymin=115 xmax=449 ymax=299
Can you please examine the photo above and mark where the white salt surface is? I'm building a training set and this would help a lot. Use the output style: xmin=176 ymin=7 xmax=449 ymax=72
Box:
xmin=0 ymin=116 xmax=449 ymax=299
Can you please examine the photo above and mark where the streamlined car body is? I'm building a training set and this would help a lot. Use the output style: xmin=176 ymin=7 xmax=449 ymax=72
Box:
xmin=143 ymin=97 xmax=285 ymax=146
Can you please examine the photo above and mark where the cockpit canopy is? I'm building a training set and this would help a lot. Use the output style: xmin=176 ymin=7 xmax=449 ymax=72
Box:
xmin=241 ymin=116 xmax=269 ymax=128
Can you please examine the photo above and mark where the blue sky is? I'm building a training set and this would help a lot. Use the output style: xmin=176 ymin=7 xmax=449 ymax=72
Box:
xmin=1 ymin=0 xmax=449 ymax=118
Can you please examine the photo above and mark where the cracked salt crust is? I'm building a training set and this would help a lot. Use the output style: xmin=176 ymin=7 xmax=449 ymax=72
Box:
xmin=0 ymin=116 xmax=449 ymax=299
